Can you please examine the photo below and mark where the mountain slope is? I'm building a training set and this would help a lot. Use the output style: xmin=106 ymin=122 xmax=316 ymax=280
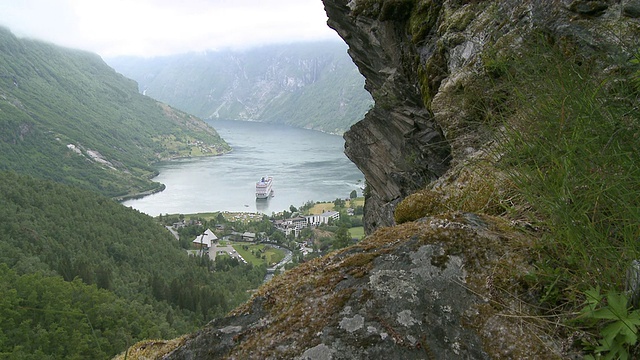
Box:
xmin=0 ymin=27 xmax=230 ymax=198
xmin=107 ymin=41 xmax=373 ymax=134
xmin=0 ymin=171 xmax=265 ymax=359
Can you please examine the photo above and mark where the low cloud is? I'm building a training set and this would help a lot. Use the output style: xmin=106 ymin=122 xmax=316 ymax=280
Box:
xmin=0 ymin=0 xmax=339 ymax=57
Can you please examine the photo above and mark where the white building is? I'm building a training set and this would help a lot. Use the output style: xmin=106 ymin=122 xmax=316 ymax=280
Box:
xmin=192 ymin=229 xmax=218 ymax=249
xmin=273 ymin=211 xmax=341 ymax=238
xmin=273 ymin=217 xmax=308 ymax=237
xmin=306 ymin=211 xmax=340 ymax=227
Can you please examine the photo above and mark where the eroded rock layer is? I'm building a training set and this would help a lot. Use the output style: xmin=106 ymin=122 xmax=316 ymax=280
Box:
xmin=326 ymin=0 xmax=640 ymax=233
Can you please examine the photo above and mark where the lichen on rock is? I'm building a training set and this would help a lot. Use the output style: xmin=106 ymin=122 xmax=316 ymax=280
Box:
xmin=144 ymin=213 xmax=561 ymax=359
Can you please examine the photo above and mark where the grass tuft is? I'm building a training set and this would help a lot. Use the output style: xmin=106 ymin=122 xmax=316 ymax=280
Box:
xmin=494 ymin=40 xmax=640 ymax=352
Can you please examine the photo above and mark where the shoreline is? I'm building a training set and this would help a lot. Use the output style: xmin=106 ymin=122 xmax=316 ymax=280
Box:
xmin=208 ymin=118 xmax=348 ymax=137
xmin=114 ymin=183 xmax=166 ymax=202
xmin=154 ymin=147 xmax=232 ymax=164
xmin=117 ymin=149 xmax=232 ymax=203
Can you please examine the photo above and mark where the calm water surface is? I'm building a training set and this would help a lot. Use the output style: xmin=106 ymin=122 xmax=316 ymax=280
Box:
xmin=123 ymin=120 xmax=364 ymax=216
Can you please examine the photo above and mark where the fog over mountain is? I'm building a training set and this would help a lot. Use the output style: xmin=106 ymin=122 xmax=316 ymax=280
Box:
xmin=107 ymin=41 xmax=373 ymax=134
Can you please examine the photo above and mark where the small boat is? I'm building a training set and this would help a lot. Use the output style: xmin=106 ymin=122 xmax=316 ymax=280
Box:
xmin=256 ymin=176 xmax=273 ymax=199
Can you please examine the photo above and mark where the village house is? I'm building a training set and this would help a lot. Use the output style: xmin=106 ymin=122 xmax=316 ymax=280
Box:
xmin=242 ymin=232 xmax=256 ymax=242
xmin=192 ymin=228 xmax=218 ymax=249
xmin=173 ymin=219 xmax=202 ymax=229
xmin=226 ymin=231 xmax=244 ymax=242
xmin=306 ymin=211 xmax=340 ymax=227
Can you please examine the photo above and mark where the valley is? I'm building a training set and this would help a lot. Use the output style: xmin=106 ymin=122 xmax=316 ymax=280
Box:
xmin=0 ymin=25 xmax=369 ymax=359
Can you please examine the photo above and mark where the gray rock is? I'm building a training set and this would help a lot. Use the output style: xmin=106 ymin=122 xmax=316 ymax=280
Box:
xmin=163 ymin=214 xmax=563 ymax=359
xmin=564 ymin=0 xmax=609 ymax=16
xmin=321 ymin=0 xmax=639 ymax=235
xmin=297 ymin=344 xmax=335 ymax=360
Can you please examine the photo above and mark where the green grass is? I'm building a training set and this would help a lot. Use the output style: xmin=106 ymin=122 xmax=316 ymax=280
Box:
xmin=492 ymin=40 xmax=640 ymax=334
xmin=309 ymin=202 xmax=336 ymax=214
xmin=306 ymin=197 xmax=364 ymax=215
xmin=348 ymin=197 xmax=365 ymax=208
xmin=348 ymin=227 xmax=365 ymax=240
xmin=183 ymin=212 xmax=219 ymax=220
xmin=232 ymin=243 xmax=285 ymax=267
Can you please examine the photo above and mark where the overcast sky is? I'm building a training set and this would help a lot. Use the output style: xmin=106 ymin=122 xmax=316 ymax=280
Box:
xmin=0 ymin=0 xmax=340 ymax=58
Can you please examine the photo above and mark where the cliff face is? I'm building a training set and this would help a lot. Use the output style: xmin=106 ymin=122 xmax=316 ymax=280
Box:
xmin=325 ymin=0 xmax=640 ymax=233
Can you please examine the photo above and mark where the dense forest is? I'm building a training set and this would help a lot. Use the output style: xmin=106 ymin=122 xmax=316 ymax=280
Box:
xmin=0 ymin=171 xmax=266 ymax=359
xmin=107 ymin=41 xmax=373 ymax=134
xmin=0 ymin=27 xmax=230 ymax=198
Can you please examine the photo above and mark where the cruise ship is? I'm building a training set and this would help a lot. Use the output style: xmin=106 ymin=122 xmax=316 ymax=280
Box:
xmin=255 ymin=176 xmax=273 ymax=199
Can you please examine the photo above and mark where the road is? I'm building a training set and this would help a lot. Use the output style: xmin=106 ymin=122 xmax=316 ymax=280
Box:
xmin=165 ymin=226 xmax=179 ymax=240
xmin=264 ymin=244 xmax=293 ymax=282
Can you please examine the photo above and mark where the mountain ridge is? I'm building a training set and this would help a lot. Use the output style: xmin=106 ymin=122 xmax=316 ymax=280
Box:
xmin=106 ymin=41 xmax=373 ymax=134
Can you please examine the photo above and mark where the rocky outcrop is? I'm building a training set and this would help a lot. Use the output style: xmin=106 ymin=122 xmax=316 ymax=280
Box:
xmin=325 ymin=0 xmax=452 ymax=233
xmin=325 ymin=0 xmax=640 ymax=234
xmin=133 ymin=213 xmax=562 ymax=360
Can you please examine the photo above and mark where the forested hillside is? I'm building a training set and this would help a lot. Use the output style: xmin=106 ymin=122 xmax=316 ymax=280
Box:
xmin=107 ymin=41 xmax=373 ymax=134
xmin=0 ymin=27 xmax=230 ymax=198
xmin=0 ymin=171 xmax=265 ymax=359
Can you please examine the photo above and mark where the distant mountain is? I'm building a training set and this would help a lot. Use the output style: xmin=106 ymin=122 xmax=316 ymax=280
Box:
xmin=0 ymin=27 xmax=230 ymax=198
xmin=107 ymin=41 xmax=373 ymax=134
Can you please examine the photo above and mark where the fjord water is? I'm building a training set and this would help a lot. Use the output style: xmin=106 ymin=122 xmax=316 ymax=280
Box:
xmin=123 ymin=120 xmax=364 ymax=216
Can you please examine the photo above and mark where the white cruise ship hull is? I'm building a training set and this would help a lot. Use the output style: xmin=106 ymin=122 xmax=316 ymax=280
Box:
xmin=256 ymin=176 xmax=273 ymax=199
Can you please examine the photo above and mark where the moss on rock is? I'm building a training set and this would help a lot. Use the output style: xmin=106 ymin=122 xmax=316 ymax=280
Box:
xmin=395 ymin=159 xmax=516 ymax=224
xmin=394 ymin=189 xmax=444 ymax=224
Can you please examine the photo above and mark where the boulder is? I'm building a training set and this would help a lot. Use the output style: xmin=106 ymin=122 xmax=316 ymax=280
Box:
xmin=160 ymin=213 xmax=561 ymax=359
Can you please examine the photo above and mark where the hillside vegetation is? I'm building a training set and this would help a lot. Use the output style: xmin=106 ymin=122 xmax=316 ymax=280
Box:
xmin=0 ymin=27 xmax=230 ymax=198
xmin=0 ymin=171 xmax=265 ymax=359
xmin=107 ymin=41 xmax=373 ymax=134
xmin=394 ymin=38 xmax=640 ymax=357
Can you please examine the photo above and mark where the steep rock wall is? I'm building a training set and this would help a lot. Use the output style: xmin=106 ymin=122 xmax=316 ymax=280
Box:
xmin=325 ymin=0 xmax=640 ymax=233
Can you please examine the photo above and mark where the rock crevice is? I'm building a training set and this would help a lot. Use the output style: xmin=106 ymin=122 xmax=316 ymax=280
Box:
xmin=325 ymin=0 xmax=452 ymax=233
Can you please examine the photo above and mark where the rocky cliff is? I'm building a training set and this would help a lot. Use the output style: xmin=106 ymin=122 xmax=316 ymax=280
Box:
xmin=115 ymin=0 xmax=640 ymax=359
xmin=326 ymin=0 xmax=640 ymax=233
